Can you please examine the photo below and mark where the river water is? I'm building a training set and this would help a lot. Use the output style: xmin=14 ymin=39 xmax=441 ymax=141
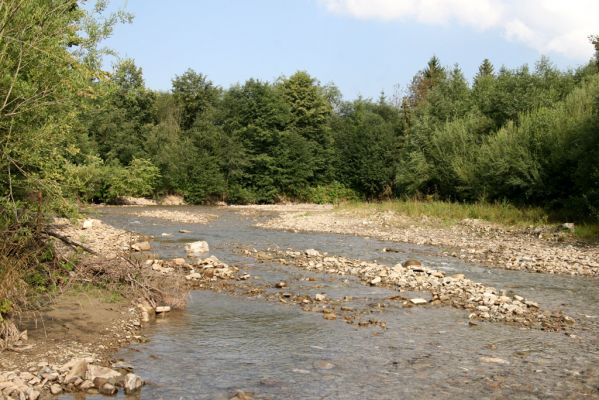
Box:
xmin=84 ymin=206 xmax=599 ymax=399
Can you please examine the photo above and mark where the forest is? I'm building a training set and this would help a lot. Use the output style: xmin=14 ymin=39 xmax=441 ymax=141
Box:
xmin=1 ymin=1 xmax=599 ymax=320
xmin=2 ymin=2 xmax=599 ymax=225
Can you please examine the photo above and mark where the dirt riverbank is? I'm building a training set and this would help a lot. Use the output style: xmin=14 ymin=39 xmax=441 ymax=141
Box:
xmin=254 ymin=205 xmax=599 ymax=276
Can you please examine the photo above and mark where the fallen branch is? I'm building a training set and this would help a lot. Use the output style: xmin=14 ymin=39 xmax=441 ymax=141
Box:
xmin=42 ymin=230 xmax=98 ymax=255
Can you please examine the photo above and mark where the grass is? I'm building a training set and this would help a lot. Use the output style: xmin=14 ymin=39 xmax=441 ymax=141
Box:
xmin=339 ymin=199 xmax=549 ymax=226
xmin=337 ymin=199 xmax=599 ymax=240
xmin=574 ymin=224 xmax=599 ymax=241
xmin=69 ymin=283 xmax=125 ymax=304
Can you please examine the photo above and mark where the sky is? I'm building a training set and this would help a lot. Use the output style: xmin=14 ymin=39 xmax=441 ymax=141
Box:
xmin=101 ymin=0 xmax=598 ymax=100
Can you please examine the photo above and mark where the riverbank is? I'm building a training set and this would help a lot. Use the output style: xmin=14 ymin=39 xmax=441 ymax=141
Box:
xmin=255 ymin=203 xmax=599 ymax=276
xmin=0 ymin=217 xmax=172 ymax=399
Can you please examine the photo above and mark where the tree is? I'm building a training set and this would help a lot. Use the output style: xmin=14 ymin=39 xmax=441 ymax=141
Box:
xmin=172 ymin=69 xmax=219 ymax=131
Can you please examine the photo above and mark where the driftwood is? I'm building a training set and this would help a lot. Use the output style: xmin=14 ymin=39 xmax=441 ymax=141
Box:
xmin=42 ymin=230 xmax=98 ymax=255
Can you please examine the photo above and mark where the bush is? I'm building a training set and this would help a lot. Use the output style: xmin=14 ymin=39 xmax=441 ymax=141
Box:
xmin=300 ymin=182 xmax=361 ymax=204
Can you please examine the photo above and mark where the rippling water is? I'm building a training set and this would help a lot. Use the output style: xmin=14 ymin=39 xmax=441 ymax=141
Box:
xmin=79 ymin=206 xmax=599 ymax=399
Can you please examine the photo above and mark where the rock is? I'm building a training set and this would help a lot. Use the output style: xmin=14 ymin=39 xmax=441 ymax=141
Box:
xmin=323 ymin=313 xmax=337 ymax=320
xmin=131 ymin=241 xmax=151 ymax=251
xmin=50 ymin=384 xmax=62 ymax=395
xmin=480 ymin=356 xmax=510 ymax=365
xmin=79 ymin=380 xmax=94 ymax=390
xmin=86 ymin=365 xmax=121 ymax=381
xmin=64 ymin=359 xmax=88 ymax=383
xmin=410 ymin=298 xmax=428 ymax=305
xmin=98 ymin=382 xmax=117 ymax=396
xmin=179 ymin=229 xmax=192 ymax=234
xmin=28 ymin=389 xmax=40 ymax=400
xmin=155 ymin=306 xmax=171 ymax=313
xmin=161 ymin=232 xmax=172 ymax=237
xmin=185 ymin=240 xmax=209 ymax=255
xmin=561 ymin=222 xmax=575 ymax=232
xmin=82 ymin=219 xmax=94 ymax=229
xmin=314 ymin=293 xmax=327 ymax=301
xmin=124 ymin=373 xmax=144 ymax=394
xmin=185 ymin=272 xmax=203 ymax=280
xmin=112 ymin=361 xmax=134 ymax=371
xmin=305 ymin=249 xmax=321 ymax=257
xmin=173 ymin=258 xmax=186 ymax=266
xmin=229 ymin=390 xmax=253 ymax=400
xmin=370 ymin=276 xmax=382 ymax=285
xmin=313 ymin=360 xmax=335 ymax=370
xmin=403 ymin=259 xmax=422 ymax=268
xmin=275 ymin=281 xmax=287 ymax=289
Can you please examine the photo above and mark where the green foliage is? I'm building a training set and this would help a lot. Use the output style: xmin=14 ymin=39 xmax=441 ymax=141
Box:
xmin=65 ymin=157 xmax=160 ymax=203
xmin=300 ymin=183 xmax=361 ymax=204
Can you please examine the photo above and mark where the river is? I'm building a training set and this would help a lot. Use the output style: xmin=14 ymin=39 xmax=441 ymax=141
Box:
xmin=79 ymin=206 xmax=599 ymax=399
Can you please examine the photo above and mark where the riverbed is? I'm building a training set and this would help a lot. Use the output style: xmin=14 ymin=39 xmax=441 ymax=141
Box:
xmin=83 ymin=205 xmax=599 ymax=399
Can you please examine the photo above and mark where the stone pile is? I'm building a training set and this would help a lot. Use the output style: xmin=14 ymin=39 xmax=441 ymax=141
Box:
xmin=252 ymin=248 xmax=573 ymax=331
xmin=0 ymin=358 xmax=143 ymax=399
xmin=143 ymin=255 xmax=242 ymax=283
xmin=258 ymin=210 xmax=599 ymax=276
xmin=132 ymin=209 xmax=215 ymax=224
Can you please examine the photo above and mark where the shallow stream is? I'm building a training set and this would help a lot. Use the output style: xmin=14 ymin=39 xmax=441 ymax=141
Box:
xmin=83 ymin=206 xmax=599 ymax=399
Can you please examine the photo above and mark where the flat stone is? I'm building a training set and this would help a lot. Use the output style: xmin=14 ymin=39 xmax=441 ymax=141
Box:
xmin=86 ymin=365 xmax=121 ymax=381
xmin=403 ymin=259 xmax=422 ymax=268
xmin=131 ymin=241 xmax=151 ymax=251
xmin=314 ymin=293 xmax=327 ymax=301
xmin=173 ymin=258 xmax=186 ymax=265
xmin=323 ymin=313 xmax=337 ymax=320
xmin=155 ymin=306 xmax=171 ymax=313
xmin=410 ymin=298 xmax=429 ymax=305
xmin=313 ymin=360 xmax=335 ymax=370
xmin=179 ymin=229 xmax=192 ymax=234
xmin=480 ymin=356 xmax=510 ymax=365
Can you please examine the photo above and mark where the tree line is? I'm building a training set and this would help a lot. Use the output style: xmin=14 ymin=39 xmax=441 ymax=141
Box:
xmin=75 ymin=50 xmax=599 ymax=222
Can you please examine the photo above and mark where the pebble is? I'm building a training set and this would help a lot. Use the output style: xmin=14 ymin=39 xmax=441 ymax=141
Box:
xmin=480 ymin=357 xmax=510 ymax=365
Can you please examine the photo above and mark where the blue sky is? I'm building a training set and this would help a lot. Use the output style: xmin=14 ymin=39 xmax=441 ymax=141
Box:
xmin=101 ymin=0 xmax=595 ymax=100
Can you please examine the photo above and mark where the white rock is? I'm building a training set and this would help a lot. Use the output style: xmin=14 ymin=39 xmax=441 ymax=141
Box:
xmin=305 ymin=249 xmax=321 ymax=257
xmin=370 ymin=276 xmax=382 ymax=285
xmin=314 ymin=293 xmax=327 ymax=301
xmin=480 ymin=356 xmax=510 ymax=365
xmin=82 ymin=219 xmax=94 ymax=229
xmin=185 ymin=241 xmax=209 ymax=255
xmin=155 ymin=306 xmax=171 ymax=313
xmin=124 ymin=373 xmax=144 ymax=394
xmin=410 ymin=298 xmax=428 ymax=305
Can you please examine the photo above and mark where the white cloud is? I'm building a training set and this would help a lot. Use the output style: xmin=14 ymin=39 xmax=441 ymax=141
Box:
xmin=319 ymin=0 xmax=598 ymax=60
